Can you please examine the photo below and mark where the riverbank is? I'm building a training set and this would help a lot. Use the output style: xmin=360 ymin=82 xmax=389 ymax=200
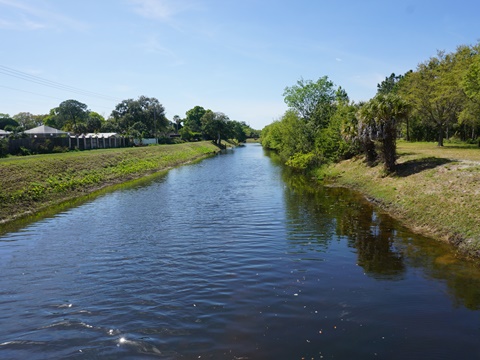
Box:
xmin=319 ymin=141 xmax=480 ymax=260
xmin=0 ymin=141 xmax=220 ymax=227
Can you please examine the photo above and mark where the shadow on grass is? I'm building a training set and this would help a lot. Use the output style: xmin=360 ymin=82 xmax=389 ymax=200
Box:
xmin=395 ymin=157 xmax=452 ymax=177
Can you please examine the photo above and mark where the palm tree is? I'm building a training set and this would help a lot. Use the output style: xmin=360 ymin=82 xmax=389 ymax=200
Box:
xmin=358 ymin=94 xmax=410 ymax=173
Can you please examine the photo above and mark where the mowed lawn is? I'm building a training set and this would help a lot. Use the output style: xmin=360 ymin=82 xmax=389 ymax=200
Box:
xmin=397 ymin=141 xmax=480 ymax=162
xmin=325 ymin=141 xmax=480 ymax=259
xmin=0 ymin=142 xmax=219 ymax=225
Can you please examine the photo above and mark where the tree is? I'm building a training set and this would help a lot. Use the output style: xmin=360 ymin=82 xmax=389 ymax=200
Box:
xmin=229 ymin=120 xmax=247 ymax=143
xmin=85 ymin=112 xmax=105 ymax=133
xmin=261 ymin=109 xmax=315 ymax=169
xmin=463 ymin=52 xmax=480 ymax=101
xmin=0 ymin=116 xmax=18 ymax=130
xmin=184 ymin=106 xmax=206 ymax=134
xmin=377 ymin=73 xmax=404 ymax=95
xmin=358 ymin=93 xmax=410 ymax=173
xmin=111 ymin=96 xmax=167 ymax=137
xmin=172 ymin=115 xmax=182 ymax=133
xmin=281 ymin=76 xmax=339 ymax=166
xmin=261 ymin=120 xmax=283 ymax=151
xmin=283 ymin=76 xmax=337 ymax=128
xmin=460 ymin=52 xmax=480 ymax=140
xmin=12 ymin=112 xmax=41 ymax=130
xmin=400 ymin=49 xmax=468 ymax=146
xmin=201 ymin=110 xmax=229 ymax=146
xmin=54 ymin=99 xmax=89 ymax=133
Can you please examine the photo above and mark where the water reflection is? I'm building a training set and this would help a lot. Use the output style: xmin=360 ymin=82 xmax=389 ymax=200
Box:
xmin=399 ymin=234 xmax=480 ymax=311
xmin=2 ymin=144 xmax=480 ymax=359
xmin=279 ymin=164 xmax=405 ymax=280
xmin=275 ymin=155 xmax=480 ymax=310
xmin=335 ymin=195 xmax=405 ymax=280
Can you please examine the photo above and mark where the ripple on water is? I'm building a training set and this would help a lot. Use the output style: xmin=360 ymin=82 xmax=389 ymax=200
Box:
xmin=1 ymin=144 xmax=480 ymax=359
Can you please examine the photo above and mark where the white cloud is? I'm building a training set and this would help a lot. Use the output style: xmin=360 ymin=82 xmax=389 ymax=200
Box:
xmin=0 ymin=0 xmax=87 ymax=31
xmin=129 ymin=0 xmax=199 ymax=21
xmin=138 ymin=35 xmax=186 ymax=66
xmin=139 ymin=36 xmax=174 ymax=55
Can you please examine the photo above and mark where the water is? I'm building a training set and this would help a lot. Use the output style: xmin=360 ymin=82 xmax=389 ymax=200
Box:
xmin=1 ymin=143 xmax=480 ymax=359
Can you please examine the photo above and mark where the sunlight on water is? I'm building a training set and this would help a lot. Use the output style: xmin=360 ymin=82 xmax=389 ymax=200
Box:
xmin=1 ymin=144 xmax=480 ymax=359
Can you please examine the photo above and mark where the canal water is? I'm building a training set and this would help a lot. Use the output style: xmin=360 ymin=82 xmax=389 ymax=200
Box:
xmin=1 ymin=143 xmax=480 ymax=359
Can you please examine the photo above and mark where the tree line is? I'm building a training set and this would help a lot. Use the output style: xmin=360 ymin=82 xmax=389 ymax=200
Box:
xmin=262 ymin=42 xmax=480 ymax=173
xmin=0 ymin=97 xmax=259 ymax=146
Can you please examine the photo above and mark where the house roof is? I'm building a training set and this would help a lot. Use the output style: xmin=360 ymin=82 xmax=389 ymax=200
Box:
xmin=84 ymin=133 xmax=119 ymax=138
xmin=24 ymin=125 xmax=68 ymax=135
xmin=0 ymin=129 xmax=11 ymax=135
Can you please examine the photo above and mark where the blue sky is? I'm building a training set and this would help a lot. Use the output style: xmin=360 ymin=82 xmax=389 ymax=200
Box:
xmin=0 ymin=0 xmax=479 ymax=129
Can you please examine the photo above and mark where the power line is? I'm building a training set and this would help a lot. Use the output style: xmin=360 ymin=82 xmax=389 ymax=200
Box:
xmin=0 ymin=84 xmax=66 ymax=101
xmin=0 ymin=85 xmax=115 ymax=112
xmin=0 ymin=64 xmax=122 ymax=102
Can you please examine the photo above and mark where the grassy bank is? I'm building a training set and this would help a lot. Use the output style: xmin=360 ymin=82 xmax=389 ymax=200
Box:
xmin=319 ymin=141 xmax=480 ymax=259
xmin=0 ymin=141 xmax=220 ymax=226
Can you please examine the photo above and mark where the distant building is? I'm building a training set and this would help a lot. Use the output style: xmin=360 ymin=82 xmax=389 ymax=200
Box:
xmin=0 ymin=129 xmax=11 ymax=138
xmin=24 ymin=125 xmax=68 ymax=138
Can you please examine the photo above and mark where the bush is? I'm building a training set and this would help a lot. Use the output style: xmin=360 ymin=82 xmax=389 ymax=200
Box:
xmin=37 ymin=139 xmax=54 ymax=154
xmin=285 ymin=152 xmax=316 ymax=170
xmin=52 ymin=146 xmax=68 ymax=153
xmin=18 ymin=146 xmax=31 ymax=156
xmin=0 ymin=139 xmax=9 ymax=158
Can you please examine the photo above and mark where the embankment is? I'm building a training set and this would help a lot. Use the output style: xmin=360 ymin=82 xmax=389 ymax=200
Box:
xmin=320 ymin=142 xmax=480 ymax=260
xmin=0 ymin=142 xmax=220 ymax=227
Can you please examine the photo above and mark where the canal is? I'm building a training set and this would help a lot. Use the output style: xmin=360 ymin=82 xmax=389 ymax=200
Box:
xmin=1 ymin=143 xmax=480 ymax=359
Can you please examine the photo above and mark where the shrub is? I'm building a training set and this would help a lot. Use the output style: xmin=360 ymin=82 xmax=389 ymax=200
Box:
xmin=18 ymin=146 xmax=31 ymax=156
xmin=0 ymin=139 xmax=9 ymax=158
xmin=285 ymin=152 xmax=316 ymax=170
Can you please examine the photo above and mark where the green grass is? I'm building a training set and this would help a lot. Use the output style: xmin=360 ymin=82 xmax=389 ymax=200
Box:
xmin=0 ymin=142 xmax=219 ymax=225
xmin=320 ymin=141 xmax=480 ymax=260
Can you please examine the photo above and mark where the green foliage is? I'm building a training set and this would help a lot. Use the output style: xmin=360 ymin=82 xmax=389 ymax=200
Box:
xmin=185 ymin=106 xmax=206 ymax=133
xmin=12 ymin=112 xmax=40 ymax=130
xmin=283 ymin=76 xmax=337 ymax=128
xmin=0 ymin=142 xmax=220 ymax=223
xmin=285 ymin=152 xmax=315 ymax=170
xmin=264 ymin=77 xmax=350 ymax=170
xmin=54 ymin=99 xmax=89 ymax=133
xmin=0 ymin=139 xmax=9 ymax=158
xmin=377 ymin=73 xmax=404 ymax=95
xmin=179 ymin=125 xmax=199 ymax=141
xmin=86 ymin=112 xmax=105 ymax=133
xmin=398 ymin=44 xmax=480 ymax=145
xmin=242 ymin=124 xmax=260 ymax=139
xmin=172 ymin=115 xmax=182 ymax=133
xmin=111 ymin=96 xmax=168 ymax=137
xmin=18 ymin=146 xmax=32 ymax=156
xmin=261 ymin=42 xmax=480 ymax=176
xmin=261 ymin=110 xmax=313 ymax=160
xmin=358 ymin=93 xmax=410 ymax=172
xmin=201 ymin=110 xmax=229 ymax=146
xmin=0 ymin=117 xmax=19 ymax=130
xmin=261 ymin=121 xmax=282 ymax=151
xmin=228 ymin=120 xmax=248 ymax=143
xmin=463 ymin=54 xmax=480 ymax=101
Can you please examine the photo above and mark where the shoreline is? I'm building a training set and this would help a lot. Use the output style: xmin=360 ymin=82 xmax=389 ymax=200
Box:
xmin=319 ymin=142 xmax=480 ymax=261
xmin=0 ymin=142 xmax=221 ymax=232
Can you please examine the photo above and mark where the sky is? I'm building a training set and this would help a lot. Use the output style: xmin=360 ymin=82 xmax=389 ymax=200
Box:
xmin=0 ymin=0 xmax=479 ymax=130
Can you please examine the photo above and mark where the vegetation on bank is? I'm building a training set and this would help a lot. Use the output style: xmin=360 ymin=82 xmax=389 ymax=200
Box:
xmin=0 ymin=142 xmax=220 ymax=225
xmin=0 ymin=100 xmax=260 ymax=151
xmin=319 ymin=141 xmax=480 ymax=259
xmin=261 ymin=42 xmax=480 ymax=259
xmin=262 ymin=42 xmax=480 ymax=172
